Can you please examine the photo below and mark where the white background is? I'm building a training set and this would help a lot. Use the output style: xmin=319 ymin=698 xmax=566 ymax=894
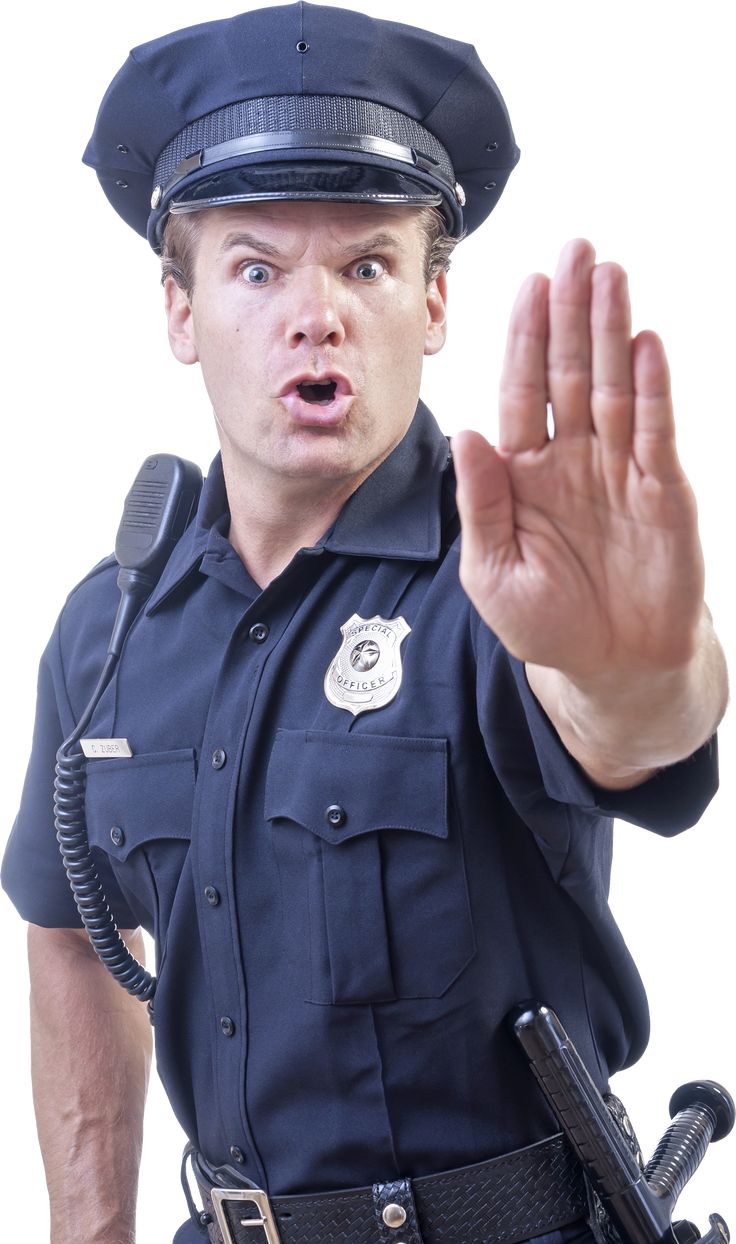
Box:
xmin=0 ymin=2 xmax=733 ymax=1240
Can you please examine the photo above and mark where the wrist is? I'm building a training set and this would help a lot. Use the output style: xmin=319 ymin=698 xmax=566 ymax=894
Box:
xmin=526 ymin=611 xmax=727 ymax=787
xmin=51 ymin=1212 xmax=135 ymax=1244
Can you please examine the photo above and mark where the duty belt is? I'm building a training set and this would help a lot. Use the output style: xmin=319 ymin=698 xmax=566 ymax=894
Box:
xmin=188 ymin=1132 xmax=589 ymax=1244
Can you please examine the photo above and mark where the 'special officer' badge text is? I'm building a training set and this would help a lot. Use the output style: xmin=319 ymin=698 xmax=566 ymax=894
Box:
xmin=324 ymin=614 xmax=411 ymax=716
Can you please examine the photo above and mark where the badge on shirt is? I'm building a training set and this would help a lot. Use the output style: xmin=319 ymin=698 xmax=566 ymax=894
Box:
xmin=324 ymin=614 xmax=411 ymax=716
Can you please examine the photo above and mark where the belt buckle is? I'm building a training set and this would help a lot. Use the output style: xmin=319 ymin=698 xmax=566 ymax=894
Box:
xmin=211 ymin=1186 xmax=282 ymax=1244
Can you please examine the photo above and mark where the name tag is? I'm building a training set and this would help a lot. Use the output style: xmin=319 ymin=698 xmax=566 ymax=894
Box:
xmin=80 ymin=738 xmax=133 ymax=759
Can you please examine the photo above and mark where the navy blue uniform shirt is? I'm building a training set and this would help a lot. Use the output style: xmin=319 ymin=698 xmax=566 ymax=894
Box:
xmin=2 ymin=403 xmax=717 ymax=1240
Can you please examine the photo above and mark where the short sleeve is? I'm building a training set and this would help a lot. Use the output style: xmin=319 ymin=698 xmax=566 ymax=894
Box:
xmin=472 ymin=616 xmax=718 ymax=842
xmin=1 ymin=616 xmax=138 ymax=929
xmin=507 ymin=652 xmax=718 ymax=834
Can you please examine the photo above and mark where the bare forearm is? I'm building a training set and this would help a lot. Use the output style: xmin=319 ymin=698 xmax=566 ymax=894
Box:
xmin=526 ymin=608 xmax=728 ymax=789
xmin=28 ymin=924 xmax=152 ymax=1244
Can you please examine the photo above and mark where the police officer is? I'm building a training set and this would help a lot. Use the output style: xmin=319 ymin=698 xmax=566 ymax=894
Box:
xmin=1 ymin=4 xmax=728 ymax=1244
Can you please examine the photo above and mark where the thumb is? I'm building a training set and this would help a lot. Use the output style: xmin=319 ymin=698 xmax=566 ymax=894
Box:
xmin=453 ymin=429 xmax=515 ymax=569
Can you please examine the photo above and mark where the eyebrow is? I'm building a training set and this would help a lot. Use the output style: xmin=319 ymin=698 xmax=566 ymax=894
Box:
xmin=218 ymin=230 xmax=408 ymax=260
xmin=342 ymin=232 xmax=408 ymax=259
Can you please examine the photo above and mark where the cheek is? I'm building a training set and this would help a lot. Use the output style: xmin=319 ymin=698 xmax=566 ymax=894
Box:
xmin=194 ymin=306 xmax=266 ymax=397
xmin=359 ymin=284 xmax=429 ymax=344
xmin=196 ymin=343 xmax=248 ymax=421
xmin=371 ymin=297 xmax=428 ymax=379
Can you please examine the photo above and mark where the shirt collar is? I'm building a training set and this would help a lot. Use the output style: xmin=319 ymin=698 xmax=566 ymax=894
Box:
xmin=145 ymin=399 xmax=451 ymax=615
xmin=321 ymin=400 xmax=451 ymax=559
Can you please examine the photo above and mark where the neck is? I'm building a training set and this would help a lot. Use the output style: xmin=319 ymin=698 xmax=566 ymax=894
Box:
xmin=220 ymin=454 xmax=367 ymax=589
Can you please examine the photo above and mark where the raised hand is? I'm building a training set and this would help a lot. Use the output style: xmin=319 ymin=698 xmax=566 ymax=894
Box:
xmin=453 ymin=238 xmax=704 ymax=683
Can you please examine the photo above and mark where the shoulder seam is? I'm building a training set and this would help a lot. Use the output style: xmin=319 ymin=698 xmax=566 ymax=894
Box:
xmin=64 ymin=554 xmax=118 ymax=603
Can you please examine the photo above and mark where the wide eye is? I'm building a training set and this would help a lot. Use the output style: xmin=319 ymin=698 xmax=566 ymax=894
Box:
xmin=241 ymin=263 xmax=272 ymax=285
xmin=352 ymin=259 xmax=386 ymax=281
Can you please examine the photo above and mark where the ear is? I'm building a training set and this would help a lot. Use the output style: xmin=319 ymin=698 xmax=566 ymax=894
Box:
xmin=424 ymin=269 xmax=448 ymax=357
xmin=164 ymin=276 xmax=199 ymax=365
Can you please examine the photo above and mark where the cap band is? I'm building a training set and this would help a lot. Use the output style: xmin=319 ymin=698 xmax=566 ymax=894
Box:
xmin=154 ymin=94 xmax=455 ymax=185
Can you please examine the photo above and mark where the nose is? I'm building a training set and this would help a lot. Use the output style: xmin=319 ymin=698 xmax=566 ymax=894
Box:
xmin=284 ymin=266 xmax=346 ymax=349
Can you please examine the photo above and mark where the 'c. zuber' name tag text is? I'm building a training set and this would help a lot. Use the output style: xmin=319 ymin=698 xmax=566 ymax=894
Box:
xmin=80 ymin=738 xmax=133 ymax=759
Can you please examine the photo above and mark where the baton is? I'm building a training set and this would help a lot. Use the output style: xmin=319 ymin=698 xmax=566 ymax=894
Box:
xmin=509 ymin=1002 xmax=734 ymax=1244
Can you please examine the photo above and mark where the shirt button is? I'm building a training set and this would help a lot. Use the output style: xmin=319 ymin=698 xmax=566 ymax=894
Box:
xmin=220 ymin=1016 xmax=235 ymax=1037
xmin=110 ymin=825 xmax=125 ymax=847
xmin=229 ymin=1146 xmax=246 ymax=1164
xmin=249 ymin=622 xmax=269 ymax=644
xmin=325 ymin=804 xmax=346 ymax=828
xmin=204 ymin=886 xmax=221 ymax=907
xmin=212 ymin=748 xmax=227 ymax=769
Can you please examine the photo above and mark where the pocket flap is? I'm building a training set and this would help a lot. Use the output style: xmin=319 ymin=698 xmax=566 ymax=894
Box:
xmin=265 ymin=729 xmax=448 ymax=844
xmin=85 ymin=748 xmax=196 ymax=861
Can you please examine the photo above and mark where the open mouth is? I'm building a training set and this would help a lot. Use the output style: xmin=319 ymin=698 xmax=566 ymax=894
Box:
xmin=278 ymin=373 xmax=354 ymax=423
xmin=296 ymin=380 xmax=338 ymax=405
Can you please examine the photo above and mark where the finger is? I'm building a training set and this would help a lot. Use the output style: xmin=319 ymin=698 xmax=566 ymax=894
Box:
xmin=631 ymin=330 xmax=682 ymax=480
xmin=453 ymin=429 xmax=515 ymax=568
xmin=547 ymin=238 xmax=596 ymax=438
xmin=590 ymin=262 xmax=634 ymax=454
xmin=498 ymin=273 xmax=549 ymax=452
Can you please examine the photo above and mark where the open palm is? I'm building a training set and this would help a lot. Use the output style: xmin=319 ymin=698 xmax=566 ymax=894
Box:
xmin=453 ymin=240 xmax=704 ymax=682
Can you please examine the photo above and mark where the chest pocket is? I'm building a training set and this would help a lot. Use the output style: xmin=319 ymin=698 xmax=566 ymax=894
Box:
xmin=84 ymin=748 xmax=196 ymax=939
xmin=265 ymin=729 xmax=475 ymax=1004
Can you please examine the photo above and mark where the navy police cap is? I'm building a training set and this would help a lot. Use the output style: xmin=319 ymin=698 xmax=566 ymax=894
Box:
xmin=83 ymin=2 xmax=520 ymax=252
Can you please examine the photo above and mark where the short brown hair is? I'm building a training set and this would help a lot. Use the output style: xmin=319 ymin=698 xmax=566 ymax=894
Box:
xmin=160 ymin=203 xmax=460 ymax=297
xmin=417 ymin=205 xmax=462 ymax=284
xmin=160 ymin=213 xmax=202 ymax=298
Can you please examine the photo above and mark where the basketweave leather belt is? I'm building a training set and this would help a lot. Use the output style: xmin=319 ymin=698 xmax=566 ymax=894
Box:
xmin=189 ymin=1132 xmax=589 ymax=1244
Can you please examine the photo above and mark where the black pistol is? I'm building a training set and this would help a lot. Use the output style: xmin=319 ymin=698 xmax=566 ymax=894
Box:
xmin=509 ymin=1002 xmax=733 ymax=1244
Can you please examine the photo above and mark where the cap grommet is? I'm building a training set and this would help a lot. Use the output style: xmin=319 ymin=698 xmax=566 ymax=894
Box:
xmin=484 ymin=181 xmax=497 ymax=190
xmin=295 ymin=40 xmax=309 ymax=52
xmin=117 ymin=144 xmax=129 ymax=154
xmin=151 ymin=186 xmax=162 ymax=208
xmin=486 ymin=140 xmax=499 ymax=151
xmin=115 ymin=179 xmax=129 ymax=189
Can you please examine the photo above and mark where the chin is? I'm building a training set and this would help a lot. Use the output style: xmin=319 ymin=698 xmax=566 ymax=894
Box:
xmin=276 ymin=452 xmax=371 ymax=485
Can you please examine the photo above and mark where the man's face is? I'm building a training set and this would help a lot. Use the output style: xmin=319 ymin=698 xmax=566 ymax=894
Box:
xmin=165 ymin=200 xmax=447 ymax=494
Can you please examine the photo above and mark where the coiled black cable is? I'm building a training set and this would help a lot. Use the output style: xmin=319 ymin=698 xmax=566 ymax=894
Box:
xmin=54 ymin=653 xmax=157 ymax=1000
